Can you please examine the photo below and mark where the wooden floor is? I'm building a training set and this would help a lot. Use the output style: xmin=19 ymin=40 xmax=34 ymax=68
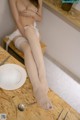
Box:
xmin=0 ymin=46 xmax=80 ymax=120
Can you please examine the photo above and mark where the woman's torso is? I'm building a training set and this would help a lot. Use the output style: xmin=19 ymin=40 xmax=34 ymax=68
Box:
xmin=16 ymin=0 xmax=38 ymax=26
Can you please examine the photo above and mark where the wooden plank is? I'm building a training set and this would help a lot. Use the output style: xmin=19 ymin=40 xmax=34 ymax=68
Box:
xmin=0 ymin=46 xmax=80 ymax=120
xmin=3 ymin=37 xmax=46 ymax=60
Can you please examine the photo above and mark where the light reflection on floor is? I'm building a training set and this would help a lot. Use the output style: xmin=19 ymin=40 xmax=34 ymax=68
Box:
xmin=44 ymin=56 xmax=80 ymax=113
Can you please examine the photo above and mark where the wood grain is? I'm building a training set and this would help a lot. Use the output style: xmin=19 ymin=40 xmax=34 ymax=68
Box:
xmin=43 ymin=0 xmax=80 ymax=29
xmin=0 ymin=46 xmax=80 ymax=120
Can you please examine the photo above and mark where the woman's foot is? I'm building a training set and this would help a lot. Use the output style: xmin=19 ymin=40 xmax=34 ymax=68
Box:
xmin=33 ymin=86 xmax=53 ymax=110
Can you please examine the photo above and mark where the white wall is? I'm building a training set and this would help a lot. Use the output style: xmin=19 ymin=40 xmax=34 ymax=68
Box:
xmin=38 ymin=7 xmax=80 ymax=79
xmin=0 ymin=0 xmax=15 ymax=45
xmin=73 ymin=3 xmax=80 ymax=11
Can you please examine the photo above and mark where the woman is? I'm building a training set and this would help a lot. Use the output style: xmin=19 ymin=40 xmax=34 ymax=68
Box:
xmin=8 ymin=0 xmax=52 ymax=110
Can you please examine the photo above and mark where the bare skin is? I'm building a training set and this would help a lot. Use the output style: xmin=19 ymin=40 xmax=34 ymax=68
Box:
xmin=9 ymin=0 xmax=53 ymax=109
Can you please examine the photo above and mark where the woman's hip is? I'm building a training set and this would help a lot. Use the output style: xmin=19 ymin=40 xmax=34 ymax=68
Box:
xmin=6 ymin=22 xmax=40 ymax=51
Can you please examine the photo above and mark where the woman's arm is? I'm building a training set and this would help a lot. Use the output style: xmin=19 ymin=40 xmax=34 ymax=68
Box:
xmin=20 ymin=0 xmax=42 ymax=22
xmin=34 ymin=0 xmax=42 ymax=22
xmin=9 ymin=0 xmax=25 ymax=37
xmin=20 ymin=9 xmax=36 ymax=18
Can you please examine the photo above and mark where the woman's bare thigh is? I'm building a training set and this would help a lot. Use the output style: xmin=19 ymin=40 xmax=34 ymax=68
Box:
xmin=24 ymin=26 xmax=40 ymax=44
xmin=13 ymin=36 xmax=31 ymax=52
xmin=24 ymin=26 xmax=44 ymax=66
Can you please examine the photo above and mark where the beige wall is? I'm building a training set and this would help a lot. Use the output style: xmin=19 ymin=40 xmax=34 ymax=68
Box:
xmin=38 ymin=7 xmax=80 ymax=79
xmin=73 ymin=3 xmax=80 ymax=11
xmin=0 ymin=0 xmax=15 ymax=44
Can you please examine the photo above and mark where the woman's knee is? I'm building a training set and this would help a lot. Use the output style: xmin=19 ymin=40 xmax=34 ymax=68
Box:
xmin=25 ymin=27 xmax=40 ymax=43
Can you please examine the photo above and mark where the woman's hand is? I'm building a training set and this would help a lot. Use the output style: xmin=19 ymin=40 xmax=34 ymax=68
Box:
xmin=21 ymin=29 xmax=25 ymax=37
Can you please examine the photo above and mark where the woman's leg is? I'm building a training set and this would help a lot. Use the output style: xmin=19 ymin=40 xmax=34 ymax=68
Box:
xmin=24 ymin=27 xmax=49 ymax=93
xmin=14 ymin=38 xmax=52 ymax=109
